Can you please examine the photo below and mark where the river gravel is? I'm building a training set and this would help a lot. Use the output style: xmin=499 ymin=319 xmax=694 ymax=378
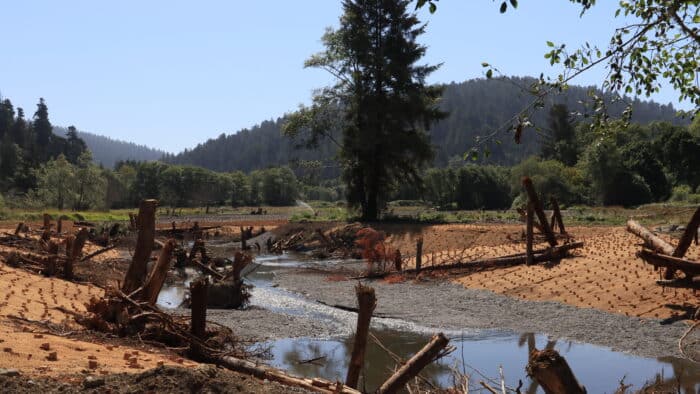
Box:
xmin=270 ymin=270 xmax=689 ymax=359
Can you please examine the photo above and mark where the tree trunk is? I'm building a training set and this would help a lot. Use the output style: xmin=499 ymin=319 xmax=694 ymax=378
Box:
xmin=122 ymin=199 xmax=158 ymax=294
xmin=526 ymin=349 xmax=586 ymax=394
xmin=522 ymin=177 xmax=557 ymax=247
xmin=345 ymin=284 xmax=376 ymax=389
xmin=141 ymin=239 xmax=175 ymax=305
xmin=190 ymin=277 xmax=208 ymax=339
xmin=377 ymin=333 xmax=450 ymax=394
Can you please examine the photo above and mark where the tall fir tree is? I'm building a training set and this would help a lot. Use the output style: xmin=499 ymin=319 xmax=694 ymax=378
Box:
xmin=33 ymin=98 xmax=52 ymax=161
xmin=286 ymin=0 xmax=445 ymax=220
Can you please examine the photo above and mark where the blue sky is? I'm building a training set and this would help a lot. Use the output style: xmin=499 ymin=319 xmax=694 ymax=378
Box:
xmin=0 ymin=1 xmax=690 ymax=152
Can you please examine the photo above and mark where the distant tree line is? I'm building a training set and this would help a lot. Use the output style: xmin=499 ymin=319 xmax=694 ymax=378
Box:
xmin=0 ymin=97 xmax=89 ymax=193
xmin=164 ymin=77 xmax=684 ymax=174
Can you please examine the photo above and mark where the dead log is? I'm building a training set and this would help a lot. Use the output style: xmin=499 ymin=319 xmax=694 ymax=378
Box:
xmin=190 ymin=277 xmax=209 ymax=339
xmin=526 ymin=349 xmax=586 ymax=394
xmin=191 ymin=258 xmax=225 ymax=280
xmin=626 ymin=220 xmax=675 ymax=255
xmin=550 ymin=197 xmax=566 ymax=234
xmin=674 ymin=206 xmax=700 ymax=259
xmin=217 ymin=355 xmax=360 ymax=394
xmin=345 ymin=284 xmax=376 ymax=389
xmin=526 ymin=202 xmax=534 ymax=265
xmin=80 ymin=244 xmax=118 ymax=262
xmin=122 ymin=199 xmax=158 ymax=294
xmin=637 ymin=249 xmax=700 ymax=277
xmin=377 ymin=333 xmax=450 ymax=394
xmin=522 ymin=177 xmax=557 ymax=247
xmin=656 ymin=277 xmax=700 ymax=288
xmin=141 ymin=239 xmax=175 ymax=305
xmin=397 ymin=242 xmax=584 ymax=275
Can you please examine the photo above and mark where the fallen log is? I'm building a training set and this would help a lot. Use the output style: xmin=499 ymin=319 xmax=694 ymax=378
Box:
xmin=122 ymin=199 xmax=158 ymax=294
xmin=376 ymin=333 xmax=450 ymax=394
xmin=217 ymin=355 xmax=360 ymax=394
xmin=399 ymin=242 xmax=584 ymax=275
xmin=526 ymin=349 xmax=586 ymax=394
xmin=656 ymin=277 xmax=700 ymax=288
xmin=191 ymin=258 xmax=225 ymax=280
xmin=80 ymin=243 xmax=119 ymax=262
xmin=626 ymin=220 xmax=675 ymax=255
xmin=522 ymin=177 xmax=557 ymax=247
xmin=346 ymin=284 xmax=376 ymax=389
xmin=637 ymin=249 xmax=700 ymax=277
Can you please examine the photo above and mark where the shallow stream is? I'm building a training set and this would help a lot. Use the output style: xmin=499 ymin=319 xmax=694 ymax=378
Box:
xmin=158 ymin=253 xmax=700 ymax=393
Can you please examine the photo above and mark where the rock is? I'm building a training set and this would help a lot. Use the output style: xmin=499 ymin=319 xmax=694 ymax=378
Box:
xmin=0 ymin=368 xmax=20 ymax=377
xmin=83 ymin=376 xmax=105 ymax=389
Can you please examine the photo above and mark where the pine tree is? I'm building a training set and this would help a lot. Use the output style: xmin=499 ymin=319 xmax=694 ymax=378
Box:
xmin=287 ymin=0 xmax=445 ymax=220
xmin=33 ymin=98 xmax=52 ymax=161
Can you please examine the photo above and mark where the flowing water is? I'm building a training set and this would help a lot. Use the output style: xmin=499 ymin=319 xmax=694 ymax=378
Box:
xmin=159 ymin=253 xmax=700 ymax=393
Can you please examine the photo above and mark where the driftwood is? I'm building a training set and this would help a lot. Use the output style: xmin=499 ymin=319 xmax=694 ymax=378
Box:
xmin=377 ymin=333 xmax=450 ymax=394
xmin=522 ymin=177 xmax=557 ymax=247
xmin=526 ymin=349 xmax=586 ymax=394
xmin=346 ymin=284 xmax=376 ymax=389
xmin=122 ymin=199 xmax=158 ymax=293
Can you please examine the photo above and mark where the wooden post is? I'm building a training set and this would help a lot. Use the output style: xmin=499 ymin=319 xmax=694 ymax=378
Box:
xmin=64 ymin=235 xmax=75 ymax=280
xmin=415 ymin=237 xmax=423 ymax=273
xmin=526 ymin=349 xmax=586 ymax=394
xmin=56 ymin=218 xmax=63 ymax=234
xmin=71 ymin=228 xmax=89 ymax=260
xmin=345 ymin=284 xmax=376 ymax=389
xmin=42 ymin=213 xmax=51 ymax=230
xmin=122 ymin=199 xmax=158 ymax=294
xmin=190 ymin=277 xmax=209 ymax=339
xmin=550 ymin=197 xmax=566 ymax=234
xmin=240 ymin=227 xmax=248 ymax=250
xmin=141 ymin=239 xmax=176 ymax=305
xmin=44 ymin=255 xmax=57 ymax=277
xmin=522 ymin=177 xmax=557 ymax=247
xmin=526 ymin=202 xmax=534 ymax=265
xmin=14 ymin=222 xmax=24 ymax=236
xmin=377 ymin=333 xmax=450 ymax=394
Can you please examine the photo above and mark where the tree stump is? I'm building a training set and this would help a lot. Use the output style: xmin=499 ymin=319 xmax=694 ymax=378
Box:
xmin=345 ymin=284 xmax=376 ymax=389
xmin=122 ymin=200 xmax=158 ymax=294
xmin=526 ymin=349 xmax=586 ymax=394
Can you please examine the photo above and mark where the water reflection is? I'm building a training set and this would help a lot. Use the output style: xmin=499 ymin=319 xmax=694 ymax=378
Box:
xmin=265 ymin=330 xmax=700 ymax=393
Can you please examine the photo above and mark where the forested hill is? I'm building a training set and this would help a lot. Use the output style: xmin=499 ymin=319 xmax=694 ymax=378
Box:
xmin=53 ymin=127 xmax=166 ymax=168
xmin=164 ymin=76 xmax=683 ymax=172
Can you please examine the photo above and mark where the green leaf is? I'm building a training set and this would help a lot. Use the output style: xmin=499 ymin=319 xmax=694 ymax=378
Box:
xmin=546 ymin=41 xmax=555 ymax=47
xmin=500 ymin=2 xmax=507 ymax=13
xmin=486 ymin=69 xmax=493 ymax=79
xmin=481 ymin=62 xmax=490 ymax=67
xmin=429 ymin=3 xmax=437 ymax=13
xmin=509 ymin=0 xmax=518 ymax=8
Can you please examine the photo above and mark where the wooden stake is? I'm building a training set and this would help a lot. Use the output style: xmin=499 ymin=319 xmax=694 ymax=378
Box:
xmin=345 ymin=284 xmax=376 ymax=389
xmin=377 ymin=333 xmax=450 ymax=394
xmin=550 ymin=197 xmax=566 ymax=234
xmin=522 ymin=177 xmax=557 ymax=247
xmin=122 ymin=199 xmax=158 ymax=294
xmin=526 ymin=202 xmax=534 ymax=265
xmin=190 ymin=277 xmax=209 ymax=339
xmin=56 ymin=218 xmax=63 ymax=234
xmin=141 ymin=239 xmax=176 ymax=305
xmin=42 ymin=213 xmax=51 ymax=230
xmin=415 ymin=237 xmax=423 ymax=273
xmin=526 ymin=349 xmax=585 ymax=394
xmin=674 ymin=206 xmax=700 ymax=259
